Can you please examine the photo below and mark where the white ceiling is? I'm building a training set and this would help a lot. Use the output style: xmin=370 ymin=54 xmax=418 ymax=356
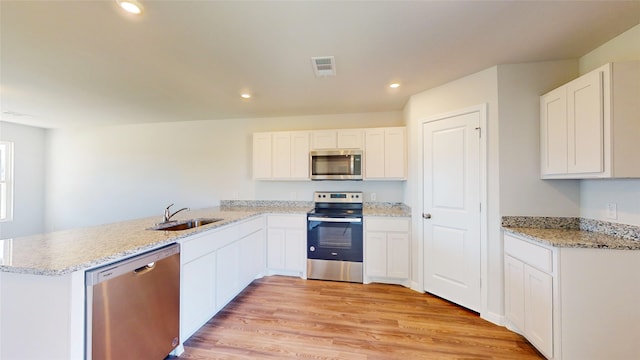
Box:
xmin=1 ymin=0 xmax=639 ymax=129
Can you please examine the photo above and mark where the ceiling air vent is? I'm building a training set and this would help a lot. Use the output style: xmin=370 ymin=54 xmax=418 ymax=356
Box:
xmin=311 ymin=56 xmax=336 ymax=77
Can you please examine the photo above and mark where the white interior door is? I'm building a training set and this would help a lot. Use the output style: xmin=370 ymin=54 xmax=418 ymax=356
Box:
xmin=423 ymin=110 xmax=481 ymax=312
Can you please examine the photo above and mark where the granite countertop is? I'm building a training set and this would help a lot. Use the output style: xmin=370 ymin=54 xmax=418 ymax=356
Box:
xmin=502 ymin=216 xmax=640 ymax=250
xmin=0 ymin=208 xmax=262 ymax=276
xmin=1 ymin=201 xmax=411 ymax=276
xmin=364 ymin=203 xmax=412 ymax=217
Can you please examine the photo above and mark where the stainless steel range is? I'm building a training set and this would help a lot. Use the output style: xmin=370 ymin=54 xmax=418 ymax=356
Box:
xmin=307 ymin=191 xmax=363 ymax=283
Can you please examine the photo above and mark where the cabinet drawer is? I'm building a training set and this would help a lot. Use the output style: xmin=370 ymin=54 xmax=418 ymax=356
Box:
xmin=504 ymin=234 xmax=553 ymax=273
xmin=181 ymin=225 xmax=239 ymax=263
xmin=267 ymin=214 xmax=306 ymax=228
xmin=239 ymin=216 xmax=264 ymax=238
xmin=366 ymin=217 xmax=410 ymax=232
xmin=181 ymin=232 xmax=218 ymax=263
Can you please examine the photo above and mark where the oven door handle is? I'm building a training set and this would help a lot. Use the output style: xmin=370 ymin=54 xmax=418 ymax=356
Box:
xmin=308 ymin=216 xmax=362 ymax=223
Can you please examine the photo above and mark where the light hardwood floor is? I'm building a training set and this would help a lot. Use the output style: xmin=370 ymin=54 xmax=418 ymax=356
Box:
xmin=173 ymin=276 xmax=543 ymax=359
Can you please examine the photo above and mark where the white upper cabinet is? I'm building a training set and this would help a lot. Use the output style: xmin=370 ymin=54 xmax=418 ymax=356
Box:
xmin=254 ymin=126 xmax=406 ymax=181
xmin=364 ymin=127 xmax=406 ymax=180
xmin=337 ymin=129 xmax=364 ymax=149
xmin=311 ymin=130 xmax=337 ymax=149
xmin=567 ymin=70 xmax=604 ymax=174
xmin=311 ymin=129 xmax=364 ymax=149
xmin=252 ymin=133 xmax=272 ymax=179
xmin=272 ymin=132 xmax=310 ymax=179
xmin=253 ymin=131 xmax=310 ymax=180
xmin=540 ymin=87 xmax=568 ymax=175
xmin=540 ymin=61 xmax=640 ymax=179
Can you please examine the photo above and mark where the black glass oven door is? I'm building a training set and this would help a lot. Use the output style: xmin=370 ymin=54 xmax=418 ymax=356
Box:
xmin=307 ymin=216 xmax=363 ymax=262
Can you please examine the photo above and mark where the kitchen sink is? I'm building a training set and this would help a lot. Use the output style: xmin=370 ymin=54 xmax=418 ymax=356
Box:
xmin=149 ymin=218 xmax=223 ymax=231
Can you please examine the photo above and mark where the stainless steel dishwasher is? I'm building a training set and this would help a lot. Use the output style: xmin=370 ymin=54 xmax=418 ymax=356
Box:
xmin=86 ymin=244 xmax=180 ymax=360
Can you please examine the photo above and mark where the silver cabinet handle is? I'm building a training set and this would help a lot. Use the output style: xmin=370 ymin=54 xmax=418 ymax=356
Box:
xmin=422 ymin=213 xmax=432 ymax=219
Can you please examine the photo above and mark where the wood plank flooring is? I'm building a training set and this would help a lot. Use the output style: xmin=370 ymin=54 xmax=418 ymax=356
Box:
xmin=173 ymin=276 xmax=543 ymax=359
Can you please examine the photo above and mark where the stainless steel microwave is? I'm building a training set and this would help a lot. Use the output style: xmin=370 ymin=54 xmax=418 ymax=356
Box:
xmin=310 ymin=149 xmax=362 ymax=180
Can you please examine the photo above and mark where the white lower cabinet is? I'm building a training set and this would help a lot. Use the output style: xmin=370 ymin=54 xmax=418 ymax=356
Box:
xmin=504 ymin=234 xmax=555 ymax=359
xmin=504 ymin=232 xmax=640 ymax=359
xmin=364 ymin=217 xmax=410 ymax=285
xmin=240 ymin=229 xmax=267 ymax=286
xmin=504 ymin=255 xmax=525 ymax=331
xmin=505 ymin=253 xmax=553 ymax=357
xmin=523 ymin=264 xmax=553 ymax=356
xmin=216 ymin=239 xmax=241 ymax=309
xmin=266 ymin=214 xmax=306 ymax=277
xmin=181 ymin=250 xmax=217 ymax=340
xmin=178 ymin=216 xmax=266 ymax=343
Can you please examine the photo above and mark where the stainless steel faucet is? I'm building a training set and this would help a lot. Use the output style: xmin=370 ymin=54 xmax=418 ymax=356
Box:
xmin=163 ymin=203 xmax=189 ymax=223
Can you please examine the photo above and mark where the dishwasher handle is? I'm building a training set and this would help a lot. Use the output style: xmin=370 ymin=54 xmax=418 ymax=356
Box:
xmin=86 ymin=244 xmax=179 ymax=286
xmin=134 ymin=262 xmax=157 ymax=275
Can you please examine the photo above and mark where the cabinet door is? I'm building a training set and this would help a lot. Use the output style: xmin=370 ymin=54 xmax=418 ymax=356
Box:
xmin=311 ymin=131 xmax=337 ymax=149
xmin=181 ymin=251 xmax=216 ymax=340
xmin=284 ymin=229 xmax=305 ymax=271
xmin=567 ymin=70 xmax=604 ymax=174
xmin=216 ymin=241 xmax=241 ymax=309
xmin=253 ymin=133 xmax=272 ymax=179
xmin=386 ymin=232 xmax=409 ymax=278
xmin=239 ymin=230 xmax=265 ymax=287
xmin=272 ymin=133 xmax=292 ymax=178
xmin=337 ymin=129 xmax=363 ymax=149
xmin=504 ymin=255 xmax=525 ymax=332
xmin=385 ymin=128 xmax=406 ymax=179
xmin=267 ymin=228 xmax=285 ymax=270
xmin=290 ymin=132 xmax=310 ymax=178
xmin=524 ymin=264 xmax=553 ymax=358
xmin=364 ymin=129 xmax=385 ymax=179
xmin=365 ymin=231 xmax=387 ymax=277
xmin=540 ymin=87 xmax=568 ymax=176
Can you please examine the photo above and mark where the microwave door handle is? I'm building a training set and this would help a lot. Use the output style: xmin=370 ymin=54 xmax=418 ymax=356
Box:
xmin=350 ymin=155 xmax=355 ymax=174
xmin=308 ymin=217 xmax=362 ymax=223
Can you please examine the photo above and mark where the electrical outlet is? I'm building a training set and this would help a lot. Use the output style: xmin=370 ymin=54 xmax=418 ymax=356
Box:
xmin=290 ymin=191 xmax=297 ymax=200
xmin=607 ymin=203 xmax=617 ymax=220
xmin=232 ymin=192 xmax=239 ymax=199
xmin=371 ymin=193 xmax=377 ymax=201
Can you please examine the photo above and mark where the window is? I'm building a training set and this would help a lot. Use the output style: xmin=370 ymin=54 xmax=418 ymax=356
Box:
xmin=0 ymin=141 xmax=13 ymax=222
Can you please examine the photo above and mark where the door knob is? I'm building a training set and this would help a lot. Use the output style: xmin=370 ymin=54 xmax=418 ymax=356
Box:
xmin=422 ymin=213 xmax=432 ymax=219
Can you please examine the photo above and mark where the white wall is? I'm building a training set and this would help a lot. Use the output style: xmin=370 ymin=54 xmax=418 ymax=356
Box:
xmin=44 ymin=111 xmax=403 ymax=231
xmin=579 ymin=23 xmax=640 ymax=226
xmin=404 ymin=66 xmax=502 ymax=319
xmin=497 ymin=60 xmax=580 ymax=217
xmin=579 ymin=24 xmax=640 ymax=74
xmin=0 ymin=122 xmax=45 ymax=238
xmin=404 ymin=60 xmax=585 ymax=322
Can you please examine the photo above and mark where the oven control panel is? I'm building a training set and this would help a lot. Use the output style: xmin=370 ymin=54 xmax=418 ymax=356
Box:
xmin=314 ymin=191 xmax=363 ymax=204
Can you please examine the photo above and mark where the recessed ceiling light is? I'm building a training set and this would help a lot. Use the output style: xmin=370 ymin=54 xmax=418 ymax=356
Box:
xmin=241 ymin=93 xmax=251 ymax=99
xmin=116 ymin=0 xmax=144 ymax=14
xmin=389 ymin=83 xmax=400 ymax=89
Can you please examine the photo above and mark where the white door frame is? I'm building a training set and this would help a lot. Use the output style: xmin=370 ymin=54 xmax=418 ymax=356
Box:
xmin=419 ymin=104 xmax=488 ymax=317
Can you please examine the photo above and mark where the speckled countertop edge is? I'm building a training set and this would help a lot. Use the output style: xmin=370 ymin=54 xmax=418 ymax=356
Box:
xmin=1 ymin=201 xmax=410 ymax=276
xmin=502 ymin=216 xmax=640 ymax=250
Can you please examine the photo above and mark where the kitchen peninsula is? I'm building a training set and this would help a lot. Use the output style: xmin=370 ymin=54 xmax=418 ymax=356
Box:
xmin=0 ymin=201 xmax=410 ymax=360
